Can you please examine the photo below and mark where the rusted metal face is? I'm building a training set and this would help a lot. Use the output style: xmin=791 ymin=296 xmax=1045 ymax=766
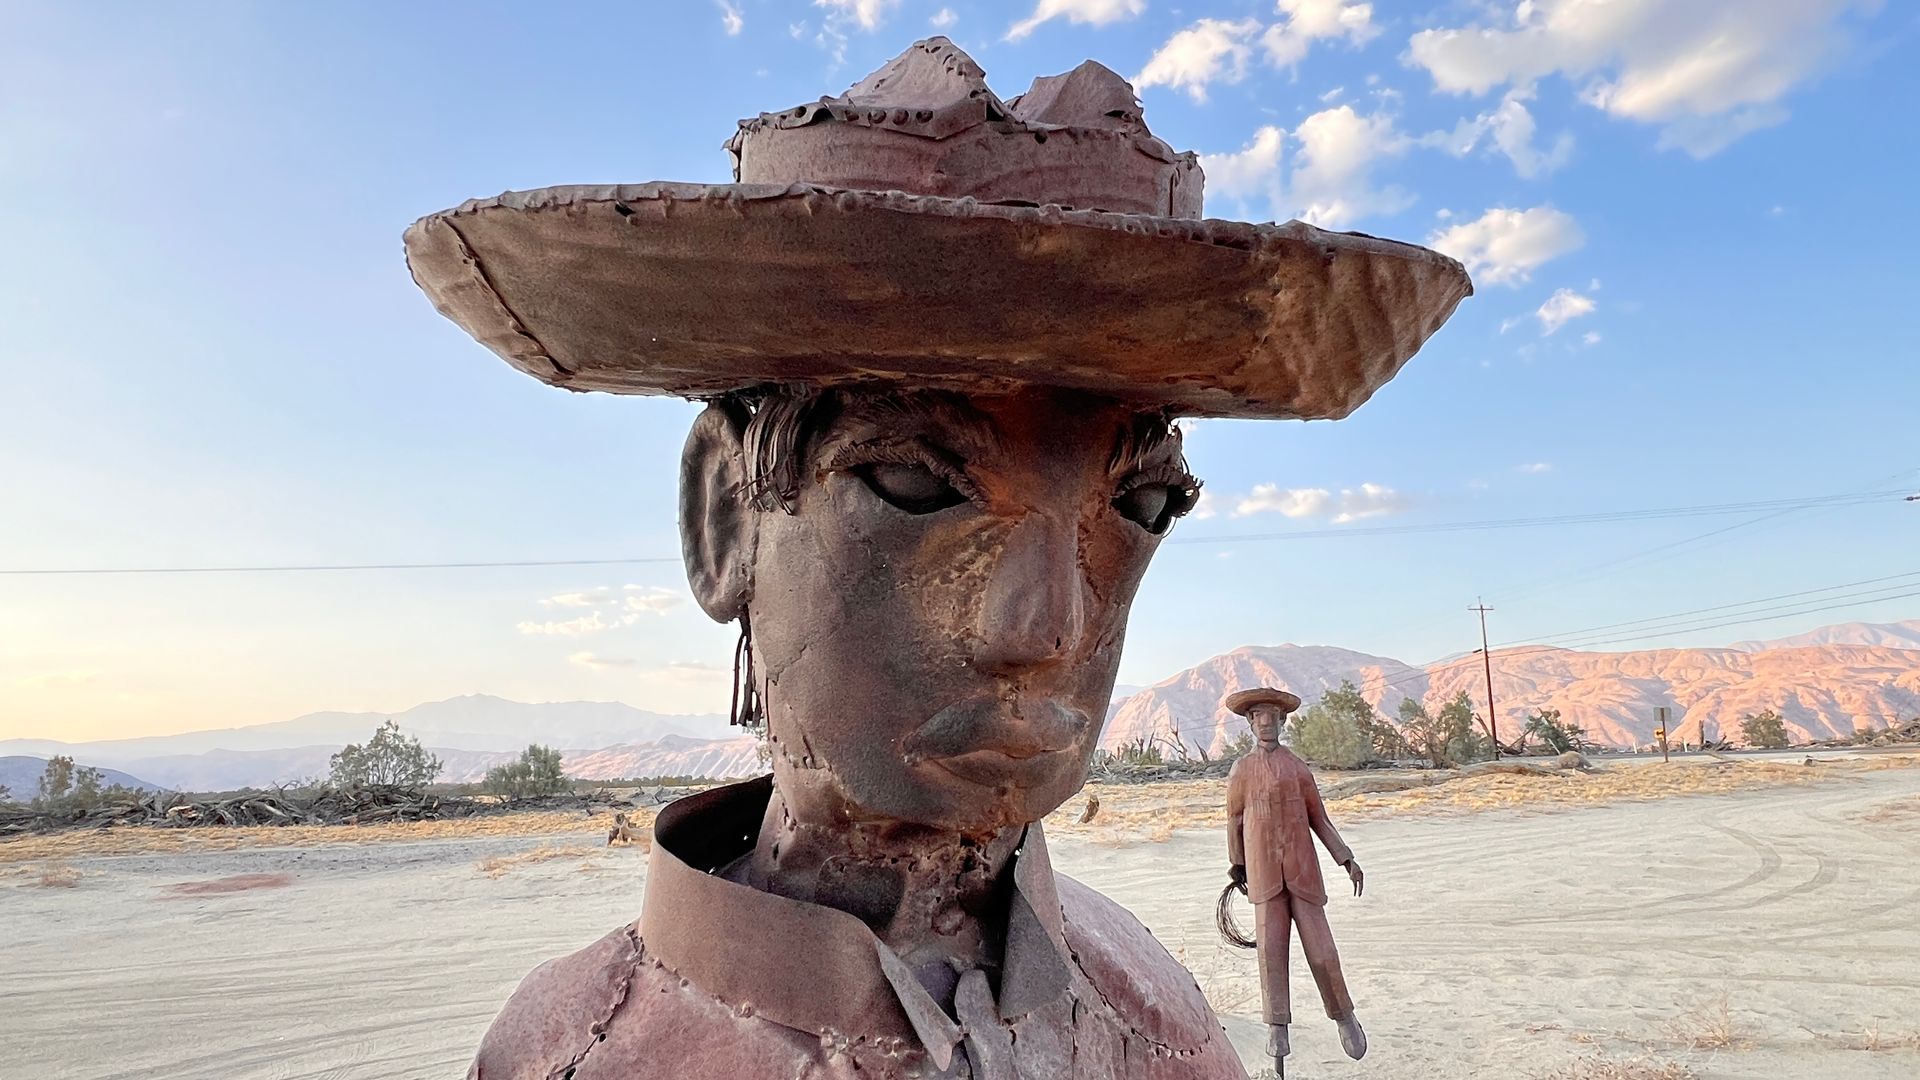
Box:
xmin=718 ymin=387 xmax=1190 ymax=835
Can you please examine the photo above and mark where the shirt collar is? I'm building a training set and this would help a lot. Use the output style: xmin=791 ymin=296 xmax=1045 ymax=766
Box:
xmin=640 ymin=776 xmax=1072 ymax=1068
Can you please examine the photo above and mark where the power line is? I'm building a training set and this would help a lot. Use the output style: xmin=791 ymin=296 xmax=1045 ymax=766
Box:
xmin=1495 ymin=569 xmax=1920 ymax=648
xmin=0 ymin=489 xmax=1905 ymax=576
xmin=1350 ymin=576 xmax=1920 ymax=701
xmin=0 ymin=557 xmax=680 ymax=577
xmin=1166 ymin=490 xmax=1905 ymax=547
xmin=1491 ymin=466 xmax=1920 ymax=606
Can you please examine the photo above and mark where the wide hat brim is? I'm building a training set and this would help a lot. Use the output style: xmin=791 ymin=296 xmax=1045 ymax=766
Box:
xmin=404 ymin=182 xmax=1471 ymax=420
xmin=1223 ymin=688 xmax=1302 ymax=716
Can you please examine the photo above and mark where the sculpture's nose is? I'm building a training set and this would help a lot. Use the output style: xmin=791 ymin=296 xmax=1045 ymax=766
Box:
xmin=973 ymin=514 xmax=1086 ymax=676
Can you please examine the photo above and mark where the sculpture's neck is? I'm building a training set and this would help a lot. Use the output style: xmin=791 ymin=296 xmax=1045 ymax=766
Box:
xmin=734 ymin=785 xmax=1022 ymax=1007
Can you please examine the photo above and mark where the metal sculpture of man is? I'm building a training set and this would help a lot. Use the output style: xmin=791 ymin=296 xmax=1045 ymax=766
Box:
xmin=404 ymin=37 xmax=1467 ymax=1080
xmin=1221 ymin=688 xmax=1368 ymax=1076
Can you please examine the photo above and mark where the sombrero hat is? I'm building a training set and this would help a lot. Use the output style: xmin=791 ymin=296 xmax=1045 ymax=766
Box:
xmin=1223 ymin=688 xmax=1303 ymax=717
xmin=404 ymin=38 xmax=1471 ymax=420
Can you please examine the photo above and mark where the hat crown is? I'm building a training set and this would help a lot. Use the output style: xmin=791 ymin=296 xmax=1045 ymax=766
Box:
xmin=728 ymin=37 xmax=1203 ymax=219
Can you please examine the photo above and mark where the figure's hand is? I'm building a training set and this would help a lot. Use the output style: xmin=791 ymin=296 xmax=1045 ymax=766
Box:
xmin=1344 ymin=858 xmax=1364 ymax=898
xmin=1229 ymin=864 xmax=1247 ymax=888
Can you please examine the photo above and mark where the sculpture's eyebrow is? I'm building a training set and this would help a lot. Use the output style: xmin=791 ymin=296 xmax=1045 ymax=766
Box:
xmin=831 ymin=390 xmax=997 ymax=461
xmin=1109 ymin=412 xmax=1188 ymax=476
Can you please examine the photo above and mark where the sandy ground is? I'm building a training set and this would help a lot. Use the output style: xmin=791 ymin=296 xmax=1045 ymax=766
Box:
xmin=6 ymin=758 xmax=1919 ymax=1080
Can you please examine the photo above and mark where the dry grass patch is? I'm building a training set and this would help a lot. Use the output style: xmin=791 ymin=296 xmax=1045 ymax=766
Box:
xmin=1811 ymin=1025 xmax=1920 ymax=1053
xmin=1659 ymin=994 xmax=1746 ymax=1051
xmin=1038 ymin=754 xmax=1920 ymax=844
xmin=1859 ymin=794 xmax=1920 ymax=825
xmin=476 ymin=844 xmax=602 ymax=878
xmin=1531 ymin=1055 xmax=1697 ymax=1080
xmin=1043 ymin=779 xmax=1226 ymax=844
xmin=33 ymin=864 xmax=81 ymax=888
xmin=1337 ymin=755 xmax=1920 ymax=820
xmin=0 ymin=807 xmax=649 ymax=864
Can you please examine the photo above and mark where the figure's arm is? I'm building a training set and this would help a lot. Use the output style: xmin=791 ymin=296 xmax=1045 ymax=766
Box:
xmin=1304 ymin=771 xmax=1363 ymax=896
xmin=1226 ymin=762 xmax=1247 ymax=883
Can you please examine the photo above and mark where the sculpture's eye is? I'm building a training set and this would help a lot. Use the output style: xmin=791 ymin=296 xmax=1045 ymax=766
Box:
xmin=857 ymin=461 xmax=968 ymax=515
xmin=1113 ymin=467 xmax=1201 ymax=535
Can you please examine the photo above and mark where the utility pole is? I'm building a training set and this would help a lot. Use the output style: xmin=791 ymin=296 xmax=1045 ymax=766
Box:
xmin=1470 ymin=600 xmax=1500 ymax=759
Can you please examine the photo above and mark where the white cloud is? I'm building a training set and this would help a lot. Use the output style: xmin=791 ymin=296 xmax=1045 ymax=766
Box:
xmin=1135 ymin=3 xmax=1376 ymax=101
xmin=639 ymin=660 xmax=731 ymax=686
xmin=1263 ymin=0 xmax=1378 ymax=69
xmin=1232 ymin=482 xmax=1408 ymax=521
xmin=1191 ymin=488 xmax=1221 ymax=520
xmin=1006 ymin=0 xmax=1144 ymax=42
xmin=1199 ymin=124 xmax=1285 ymax=206
xmin=1428 ymin=206 xmax=1584 ymax=286
xmin=1535 ymin=287 xmax=1596 ymax=334
xmin=1288 ymin=104 xmax=1412 ymax=227
xmin=1202 ymin=106 xmax=1412 ymax=229
xmin=1517 ymin=462 xmax=1553 ymax=474
xmin=717 ymin=0 xmax=744 ymax=35
xmin=930 ymin=7 xmax=957 ymax=29
xmin=1332 ymin=482 xmax=1407 ymax=523
xmin=520 ymin=612 xmax=620 ymax=637
xmin=1236 ymin=485 xmax=1334 ymax=519
xmin=1582 ymin=330 xmax=1602 ymax=346
xmin=1426 ymin=88 xmax=1574 ymax=178
xmin=570 ymin=652 xmax=638 ymax=670
xmin=521 ymin=585 xmax=683 ymax=635
xmin=1406 ymin=0 xmax=1876 ymax=157
xmin=623 ymin=586 xmax=685 ymax=616
xmin=1134 ymin=18 xmax=1261 ymax=102
xmin=1319 ymin=86 xmax=1345 ymax=103
xmin=814 ymin=0 xmax=897 ymax=32
xmin=541 ymin=588 xmax=615 ymax=609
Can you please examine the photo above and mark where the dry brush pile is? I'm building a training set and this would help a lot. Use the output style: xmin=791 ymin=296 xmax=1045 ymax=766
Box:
xmin=0 ymin=783 xmax=690 ymax=839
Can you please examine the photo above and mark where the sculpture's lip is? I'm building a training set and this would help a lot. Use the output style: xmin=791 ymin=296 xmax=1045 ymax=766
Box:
xmin=923 ymin=746 xmax=1077 ymax=788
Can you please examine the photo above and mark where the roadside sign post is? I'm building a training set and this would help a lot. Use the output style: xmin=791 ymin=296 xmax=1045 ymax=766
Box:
xmin=1656 ymin=706 xmax=1671 ymax=763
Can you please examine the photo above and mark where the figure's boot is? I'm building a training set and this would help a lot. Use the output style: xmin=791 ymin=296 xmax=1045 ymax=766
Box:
xmin=1266 ymin=1023 xmax=1289 ymax=1074
xmin=1334 ymin=1013 xmax=1367 ymax=1060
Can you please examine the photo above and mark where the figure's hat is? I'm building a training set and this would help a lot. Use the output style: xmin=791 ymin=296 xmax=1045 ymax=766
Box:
xmin=404 ymin=37 xmax=1470 ymax=420
xmin=1223 ymin=688 xmax=1303 ymax=717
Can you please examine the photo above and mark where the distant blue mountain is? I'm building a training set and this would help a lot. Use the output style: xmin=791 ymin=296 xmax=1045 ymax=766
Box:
xmin=0 ymin=755 xmax=161 ymax=800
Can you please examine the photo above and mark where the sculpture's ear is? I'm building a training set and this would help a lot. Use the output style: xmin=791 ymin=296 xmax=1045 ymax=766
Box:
xmin=680 ymin=399 xmax=757 ymax=623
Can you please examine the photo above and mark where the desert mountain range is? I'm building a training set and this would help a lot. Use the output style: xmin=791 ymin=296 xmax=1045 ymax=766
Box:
xmin=5 ymin=620 xmax=1915 ymax=792
xmin=1108 ymin=619 xmax=1920 ymax=757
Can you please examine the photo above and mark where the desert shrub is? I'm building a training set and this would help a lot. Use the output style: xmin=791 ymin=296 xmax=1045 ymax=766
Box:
xmin=1399 ymin=691 xmax=1494 ymax=767
xmin=1113 ymin=738 xmax=1164 ymax=767
xmin=1524 ymin=708 xmax=1591 ymax=754
xmin=31 ymin=756 xmax=141 ymax=812
xmin=329 ymin=719 xmax=442 ymax=789
xmin=484 ymin=744 xmax=570 ymax=800
xmin=1739 ymin=709 xmax=1790 ymax=750
xmin=1223 ymin=729 xmax=1256 ymax=761
xmin=1287 ymin=683 xmax=1375 ymax=769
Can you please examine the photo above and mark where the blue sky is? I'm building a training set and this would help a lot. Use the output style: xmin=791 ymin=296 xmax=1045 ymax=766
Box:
xmin=3 ymin=0 xmax=1917 ymax=740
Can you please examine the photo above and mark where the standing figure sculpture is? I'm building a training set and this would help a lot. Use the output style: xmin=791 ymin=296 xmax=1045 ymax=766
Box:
xmin=1221 ymin=688 xmax=1368 ymax=1076
xmin=405 ymin=36 xmax=1466 ymax=1080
